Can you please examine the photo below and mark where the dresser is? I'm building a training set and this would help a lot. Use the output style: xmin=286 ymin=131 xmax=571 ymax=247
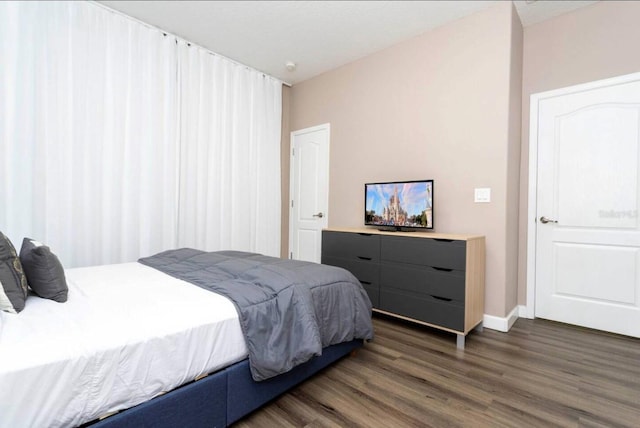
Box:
xmin=321 ymin=228 xmax=485 ymax=348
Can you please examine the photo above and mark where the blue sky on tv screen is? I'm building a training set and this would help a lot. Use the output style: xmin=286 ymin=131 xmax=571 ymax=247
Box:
xmin=366 ymin=182 xmax=432 ymax=217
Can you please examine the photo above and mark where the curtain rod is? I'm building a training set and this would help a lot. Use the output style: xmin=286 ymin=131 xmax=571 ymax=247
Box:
xmin=90 ymin=1 xmax=291 ymax=87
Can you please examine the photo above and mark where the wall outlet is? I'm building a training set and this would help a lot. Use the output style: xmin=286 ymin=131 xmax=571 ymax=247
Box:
xmin=474 ymin=188 xmax=491 ymax=203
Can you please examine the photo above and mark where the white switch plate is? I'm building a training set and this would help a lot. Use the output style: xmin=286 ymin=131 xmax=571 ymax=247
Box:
xmin=475 ymin=188 xmax=491 ymax=203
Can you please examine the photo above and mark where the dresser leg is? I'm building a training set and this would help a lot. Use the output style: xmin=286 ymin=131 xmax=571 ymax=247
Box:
xmin=456 ymin=334 xmax=465 ymax=349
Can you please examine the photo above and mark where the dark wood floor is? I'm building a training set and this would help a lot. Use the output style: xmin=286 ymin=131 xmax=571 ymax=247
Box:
xmin=234 ymin=314 xmax=640 ymax=427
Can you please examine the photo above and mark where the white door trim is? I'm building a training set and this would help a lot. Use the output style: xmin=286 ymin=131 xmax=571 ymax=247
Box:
xmin=288 ymin=123 xmax=330 ymax=260
xmin=525 ymin=71 xmax=640 ymax=318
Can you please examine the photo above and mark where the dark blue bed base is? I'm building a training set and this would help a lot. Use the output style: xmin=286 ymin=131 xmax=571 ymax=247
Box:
xmin=88 ymin=340 xmax=362 ymax=428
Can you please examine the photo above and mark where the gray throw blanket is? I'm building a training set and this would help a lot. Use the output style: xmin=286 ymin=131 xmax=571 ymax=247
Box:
xmin=139 ymin=249 xmax=374 ymax=381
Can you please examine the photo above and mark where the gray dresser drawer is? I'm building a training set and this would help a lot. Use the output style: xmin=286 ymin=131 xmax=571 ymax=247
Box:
xmin=322 ymin=231 xmax=380 ymax=262
xmin=322 ymin=256 xmax=380 ymax=307
xmin=380 ymin=263 xmax=465 ymax=302
xmin=381 ymin=236 xmax=466 ymax=270
xmin=379 ymin=290 xmax=464 ymax=331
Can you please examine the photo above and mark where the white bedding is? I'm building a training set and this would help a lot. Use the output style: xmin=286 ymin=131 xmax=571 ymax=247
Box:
xmin=0 ymin=262 xmax=248 ymax=428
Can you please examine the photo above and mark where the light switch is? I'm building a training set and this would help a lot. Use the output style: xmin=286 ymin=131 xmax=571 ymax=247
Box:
xmin=474 ymin=188 xmax=491 ymax=203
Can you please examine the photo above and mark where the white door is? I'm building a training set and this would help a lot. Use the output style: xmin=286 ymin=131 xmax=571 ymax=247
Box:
xmin=289 ymin=124 xmax=330 ymax=263
xmin=530 ymin=73 xmax=640 ymax=338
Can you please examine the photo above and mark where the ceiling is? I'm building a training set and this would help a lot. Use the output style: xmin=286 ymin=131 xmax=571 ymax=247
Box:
xmin=98 ymin=0 xmax=599 ymax=85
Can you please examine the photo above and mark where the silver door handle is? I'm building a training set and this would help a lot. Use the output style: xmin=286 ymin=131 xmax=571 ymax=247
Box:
xmin=539 ymin=216 xmax=557 ymax=224
xmin=313 ymin=212 xmax=324 ymax=218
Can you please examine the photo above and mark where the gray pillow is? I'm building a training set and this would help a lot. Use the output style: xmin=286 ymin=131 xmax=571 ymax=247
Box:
xmin=19 ymin=238 xmax=68 ymax=303
xmin=0 ymin=231 xmax=29 ymax=313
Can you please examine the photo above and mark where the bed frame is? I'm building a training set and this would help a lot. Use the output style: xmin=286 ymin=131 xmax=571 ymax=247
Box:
xmin=88 ymin=339 xmax=362 ymax=427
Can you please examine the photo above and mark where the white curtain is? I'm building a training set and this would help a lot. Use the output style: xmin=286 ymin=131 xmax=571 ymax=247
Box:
xmin=177 ymin=41 xmax=282 ymax=256
xmin=0 ymin=1 xmax=180 ymax=267
xmin=0 ymin=1 xmax=282 ymax=267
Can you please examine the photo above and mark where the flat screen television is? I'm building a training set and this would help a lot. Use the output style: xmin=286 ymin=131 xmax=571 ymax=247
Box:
xmin=364 ymin=179 xmax=434 ymax=231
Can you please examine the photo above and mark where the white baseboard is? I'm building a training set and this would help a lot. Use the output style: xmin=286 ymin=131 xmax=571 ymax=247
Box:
xmin=518 ymin=304 xmax=532 ymax=319
xmin=483 ymin=306 xmax=520 ymax=332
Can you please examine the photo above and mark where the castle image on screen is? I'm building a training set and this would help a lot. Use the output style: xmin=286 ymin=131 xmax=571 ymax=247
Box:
xmin=365 ymin=181 xmax=433 ymax=229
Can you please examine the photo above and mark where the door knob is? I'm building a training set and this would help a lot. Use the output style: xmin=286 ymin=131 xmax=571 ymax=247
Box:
xmin=539 ymin=216 xmax=557 ymax=224
xmin=313 ymin=212 xmax=324 ymax=218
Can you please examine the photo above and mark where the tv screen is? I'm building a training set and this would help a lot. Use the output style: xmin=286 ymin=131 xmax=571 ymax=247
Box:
xmin=365 ymin=180 xmax=433 ymax=230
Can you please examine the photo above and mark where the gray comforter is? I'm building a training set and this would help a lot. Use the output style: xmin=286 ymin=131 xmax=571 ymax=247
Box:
xmin=139 ymin=249 xmax=373 ymax=381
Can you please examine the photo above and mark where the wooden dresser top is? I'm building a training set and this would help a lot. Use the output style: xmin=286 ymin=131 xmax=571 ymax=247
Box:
xmin=324 ymin=227 xmax=484 ymax=241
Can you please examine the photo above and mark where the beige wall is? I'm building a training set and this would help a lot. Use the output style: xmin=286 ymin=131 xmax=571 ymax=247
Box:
xmin=280 ymin=85 xmax=291 ymax=259
xmin=289 ymin=2 xmax=522 ymax=318
xmin=517 ymin=1 xmax=640 ymax=305
xmin=506 ymin=6 xmax=523 ymax=312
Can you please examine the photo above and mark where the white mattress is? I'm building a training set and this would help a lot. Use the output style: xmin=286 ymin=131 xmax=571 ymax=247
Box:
xmin=0 ymin=262 xmax=248 ymax=428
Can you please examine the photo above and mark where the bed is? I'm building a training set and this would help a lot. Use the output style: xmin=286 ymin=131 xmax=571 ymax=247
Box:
xmin=0 ymin=249 xmax=373 ymax=428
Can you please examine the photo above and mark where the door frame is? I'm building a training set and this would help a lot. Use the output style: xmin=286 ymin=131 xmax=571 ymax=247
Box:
xmin=288 ymin=123 xmax=330 ymax=260
xmin=526 ymin=71 xmax=640 ymax=318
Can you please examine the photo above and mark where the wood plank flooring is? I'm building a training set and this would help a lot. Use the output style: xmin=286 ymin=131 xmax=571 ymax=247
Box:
xmin=234 ymin=315 xmax=640 ymax=427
